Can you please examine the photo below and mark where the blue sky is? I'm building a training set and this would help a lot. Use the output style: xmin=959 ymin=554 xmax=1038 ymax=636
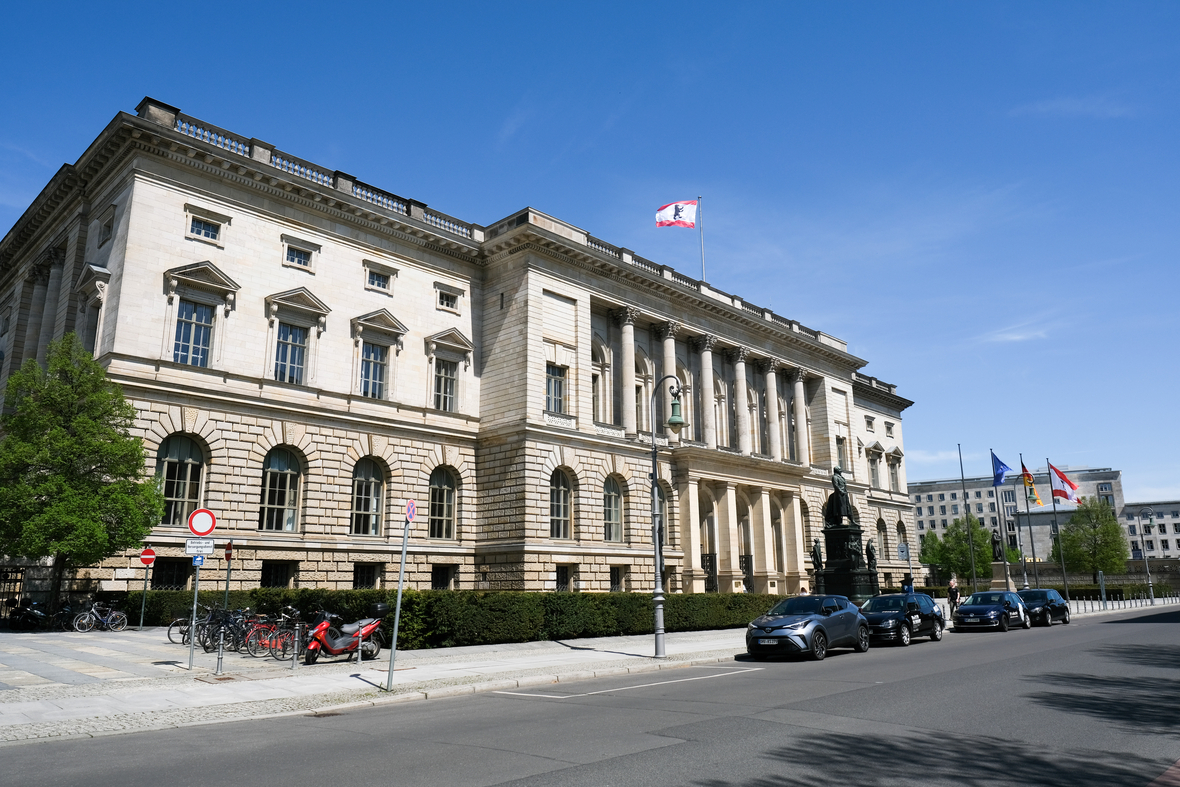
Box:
xmin=2 ymin=3 xmax=1178 ymax=500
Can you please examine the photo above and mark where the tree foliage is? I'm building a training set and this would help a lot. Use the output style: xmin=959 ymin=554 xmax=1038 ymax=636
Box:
xmin=1049 ymin=496 xmax=1130 ymax=583
xmin=0 ymin=334 xmax=163 ymax=602
xmin=919 ymin=513 xmax=1009 ymax=588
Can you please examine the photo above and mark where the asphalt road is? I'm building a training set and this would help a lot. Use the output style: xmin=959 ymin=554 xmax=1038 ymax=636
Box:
xmin=6 ymin=606 xmax=1178 ymax=787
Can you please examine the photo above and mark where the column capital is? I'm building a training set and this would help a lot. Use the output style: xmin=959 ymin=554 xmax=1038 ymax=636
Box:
xmin=613 ymin=306 xmax=641 ymax=326
xmin=759 ymin=358 xmax=781 ymax=375
xmin=727 ymin=346 xmax=750 ymax=365
xmin=655 ymin=320 xmax=681 ymax=341
xmin=791 ymin=367 xmax=809 ymax=385
xmin=692 ymin=334 xmax=719 ymax=353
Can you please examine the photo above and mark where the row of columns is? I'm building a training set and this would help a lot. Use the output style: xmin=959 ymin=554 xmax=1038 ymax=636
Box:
xmin=611 ymin=308 xmax=812 ymax=465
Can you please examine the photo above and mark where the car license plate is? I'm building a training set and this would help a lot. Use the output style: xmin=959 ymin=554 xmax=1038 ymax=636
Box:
xmin=757 ymin=638 xmax=777 ymax=645
xmin=965 ymin=617 xmax=979 ymax=623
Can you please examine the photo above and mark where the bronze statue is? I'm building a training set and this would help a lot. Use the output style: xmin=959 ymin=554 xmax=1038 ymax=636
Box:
xmin=823 ymin=467 xmax=857 ymax=527
xmin=866 ymin=539 xmax=877 ymax=572
xmin=991 ymin=529 xmax=1004 ymax=561
xmin=810 ymin=538 xmax=823 ymax=571
xmin=848 ymin=537 xmax=863 ymax=569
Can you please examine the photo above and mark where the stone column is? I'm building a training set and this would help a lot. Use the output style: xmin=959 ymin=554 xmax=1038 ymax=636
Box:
xmin=731 ymin=348 xmax=751 ymax=455
xmin=786 ymin=494 xmax=809 ymax=593
xmin=35 ymin=259 xmax=63 ymax=365
xmin=682 ymin=477 xmax=703 ymax=593
xmin=659 ymin=321 xmax=680 ymax=443
xmin=754 ymin=489 xmax=778 ymax=594
xmin=792 ymin=368 xmax=810 ymax=467
xmin=717 ymin=482 xmax=743 ymax=593
xmin=20 ymin=270 xmax=49 ymax=364
xmin=616 ymin=307 xmax=640 ymax=437
xmin=764 ymin=360 xmax=782 ymax=461
xmin=696 ymin=335 xmax=718 ymax=449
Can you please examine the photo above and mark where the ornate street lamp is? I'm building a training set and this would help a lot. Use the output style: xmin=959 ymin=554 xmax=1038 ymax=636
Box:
xmin=649 ymin=375 xmax=685 ymax=658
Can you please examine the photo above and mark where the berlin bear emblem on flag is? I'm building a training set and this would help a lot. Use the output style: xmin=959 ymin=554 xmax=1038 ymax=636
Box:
xmin=656 ymin=200 xmax=697 ymax=228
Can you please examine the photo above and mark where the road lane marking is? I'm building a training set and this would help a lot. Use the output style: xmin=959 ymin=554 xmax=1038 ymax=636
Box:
xmin=494 ymin=667 xmax=763 ymax=700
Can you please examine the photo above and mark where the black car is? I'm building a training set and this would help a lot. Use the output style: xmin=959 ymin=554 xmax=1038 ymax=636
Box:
xmin=746 ymin=594 xmax=870 ymax=660
xmin=1018 ymin=589 xmax=1071 ymax=626
xmin=953 ymin=590 xmax=1030 ymax=631
xmin=860 ymin=593 xmax=944 ymax=645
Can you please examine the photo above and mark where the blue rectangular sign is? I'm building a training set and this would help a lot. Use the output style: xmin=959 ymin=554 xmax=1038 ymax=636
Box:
xmin=192 ymin=555 xmax=205 ymax=567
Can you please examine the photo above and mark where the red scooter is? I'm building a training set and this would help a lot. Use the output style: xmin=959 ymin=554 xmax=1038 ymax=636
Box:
xmin=303 ymin=603 xmax=388 ymax=665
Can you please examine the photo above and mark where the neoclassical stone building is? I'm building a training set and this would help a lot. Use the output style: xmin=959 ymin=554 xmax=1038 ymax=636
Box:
xmin=0 ymin=98 xmax=914 ymax=596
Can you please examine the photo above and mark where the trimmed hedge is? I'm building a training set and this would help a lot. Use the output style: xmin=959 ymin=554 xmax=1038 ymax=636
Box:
xmin=107 ymin=589 xmax=782 ymax=650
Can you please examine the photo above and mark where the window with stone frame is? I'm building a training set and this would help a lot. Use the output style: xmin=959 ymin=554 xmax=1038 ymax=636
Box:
xmin=835 ymin=436 xmax=847 ymax=472
xmin=190 ymin=217 xmax=220 ymax=241
xmin=434 ymin=358 xmax=458 ymax=412
xmin=173 ymin=299 xmax=214 ymax=368
xmin=259 ymin=448 xmax=301 ymax=531
xmin=353 ymin=563 xmax=381 ymax=589
xmin=546 ymin=363 xmax=568 ymax=414
xmin=603 ymin=476 xmax=623 ymax=542
xmin=157 ymin=435 xmax=204 ymax=526
xmin=274 ymin=323 xmax=308 ymax=385
xmin=429 ymin=466 xmax=457 ymax=539
xmin=888 ymin=459 xmax=900 ymax=492
xmin=260 ymin=560 xmax=296 ymax=588
xmin=431 ymin=564 xmax=457 ymax=590
xmin=281 ymin=234 xmax=320 ymax=273
xmin=610 ymin=566 xmax=626 ymax=592
xmin=360 ymin=342 xmax=388 ymax=399
xmin=351 ymin=458 xmax=383 ymax=536
xmin=151 ymin=558 xmax=191 ymax=590
xmin=550 ymin=470 xmax=573 ymax=539
xmin=868 ymin=452 xmax=881 ymax=488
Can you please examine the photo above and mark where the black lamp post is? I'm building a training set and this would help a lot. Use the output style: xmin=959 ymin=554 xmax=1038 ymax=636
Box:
xmin=649 ymin=375 xmax=685 ymax=658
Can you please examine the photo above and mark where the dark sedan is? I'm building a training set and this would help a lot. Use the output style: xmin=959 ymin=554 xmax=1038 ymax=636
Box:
xmin=953 ymin=590 xmax=1030 ymax=631
xmin=860 ymin=593 xmax=944 ymax=645
xmin=746 ymin=594 xmax=870 ymax=661
xmin=1018 ymin=589 xmax=1071 ymax=626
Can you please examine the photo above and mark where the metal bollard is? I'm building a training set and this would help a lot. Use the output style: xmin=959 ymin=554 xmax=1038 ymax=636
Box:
xmin=215 ymin=627 xmax=224 ymax=676
xmin=291 ymin=625 xmax=299 ymax=671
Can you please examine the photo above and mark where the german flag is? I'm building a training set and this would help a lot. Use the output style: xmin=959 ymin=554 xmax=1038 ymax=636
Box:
xmin=1021 ymin=463 xmax=1044 ymax=507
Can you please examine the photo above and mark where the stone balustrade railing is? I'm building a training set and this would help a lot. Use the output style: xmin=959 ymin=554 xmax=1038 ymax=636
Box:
xmin=352 ymin=181 xmax=408 ymax=215
xmin=270 ymin=150 xmax=334 ymax=187
xmin=423 ymin=209 xmax=473 ymax=239
xmin=174 ymin=114 xmax=251 ymax=157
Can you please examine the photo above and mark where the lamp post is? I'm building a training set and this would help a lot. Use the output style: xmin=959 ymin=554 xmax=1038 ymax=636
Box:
xmin=1139 ymin=507 xmax=1156 ymax=605
xmin=649 ymin=375 xmax=686 ymax=659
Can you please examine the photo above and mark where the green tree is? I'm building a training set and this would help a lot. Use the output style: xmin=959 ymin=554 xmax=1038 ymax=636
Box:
xmin=920 ymin=514 xmax=994 ymax=589
xmin=0 ymin=333 xmax=163 ymax=608
xmin=1049 ymin=496 xmax=1130 ymax=583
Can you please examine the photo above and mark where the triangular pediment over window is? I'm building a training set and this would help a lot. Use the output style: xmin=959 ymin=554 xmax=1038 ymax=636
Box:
xmin=75 ymin=263 xmax=112 ymax=302
xmin=266 ymin=287 xmax=331 ymax=317
xmin=165 ymin=261 xmax=240 ymax=299
xmin=887 ymin=446 xmax=904 ymax=459
xmin=865 ymin=440 xmax=885 ymax=454
xmin=426 ymin=328 xmax=475 ymax=368
xmin=351 ymin=308 xmax=408 ymax=342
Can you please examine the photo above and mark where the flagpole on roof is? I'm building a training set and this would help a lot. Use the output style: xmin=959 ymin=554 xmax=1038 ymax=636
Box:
xmin=698 ymin=195 xmax=705 ymax=282
xmin=958 ymin=444 xmax=978 ymax=593
xmin=1047 ymin=459 xmax=1071 ymax=603
xmin=1020 ymin=453 xmax=1040 ymax=588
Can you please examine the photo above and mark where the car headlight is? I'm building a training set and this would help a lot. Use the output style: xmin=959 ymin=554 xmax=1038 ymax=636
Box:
xmin=747 ymin=623 xmax=757 ymax=631
xmin=881 ymin=619 xmax=899 ymax=628
xmin=986 ymin=611 xmax=999 ymax=618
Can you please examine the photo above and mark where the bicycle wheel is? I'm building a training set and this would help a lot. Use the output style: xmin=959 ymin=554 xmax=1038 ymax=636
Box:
xmin=270 ymin=630 xmax=294 ymax=661
xmin=73 ymin=613 xmax=95 ymax=633
xmin=202 ymin=624 xmax=221 ymax=653
xmin=108 ymin=612 xmax=129 ymax=632
xmin=245 ymin=628 xmax=271 ymax=657
xmin=167 ymin=619 xmax=189 ymax=644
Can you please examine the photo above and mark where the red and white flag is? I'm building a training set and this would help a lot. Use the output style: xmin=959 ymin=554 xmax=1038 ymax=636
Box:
xmin=656 ymin=200 xmax=697 ymax=228
xmin=1048 ymin=463 xmax=1080 ymax=505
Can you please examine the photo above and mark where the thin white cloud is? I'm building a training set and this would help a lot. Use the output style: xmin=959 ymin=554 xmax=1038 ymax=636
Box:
xmin=972 ymin=314 xmax=1061 ymax=344
xmin=1010 ymin=96 xmax=1134 ymax=119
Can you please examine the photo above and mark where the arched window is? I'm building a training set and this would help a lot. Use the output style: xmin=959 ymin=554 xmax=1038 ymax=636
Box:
xmin=157 ymin=435 xmax=204 ymax=526
xmin=603 ymin=476 xmax=623 ymax=542
xmin=896 ymin=522 xmax=908 ymax=549
xmin=656 ymin=484 xmax=669 ymax=546
xmin=550 ymin=470 xmax=572 ymax=539
xmin=351 ymin=458 xmax=383 ymax=535
xmin=876 ymin=520 xmax=888 ymax=558
xmin=429 ymin=467 xmax=457 ymax=539
xmin=259 ymin=448 xmax=301 ymax=531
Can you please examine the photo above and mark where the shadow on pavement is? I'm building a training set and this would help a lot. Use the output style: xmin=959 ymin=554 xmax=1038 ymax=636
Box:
xmin=691 ymin=730 xmax=1167 ymax=787
xmin=1101 ymin=609 xmax=1180 ymax=625
xmin=1092 ymin=642 xmax=1180 ymax=670
xmin=1024 ymin=671 xmax=1180 ymax=731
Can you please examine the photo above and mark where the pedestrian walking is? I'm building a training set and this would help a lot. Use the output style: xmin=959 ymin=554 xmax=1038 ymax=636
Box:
xmin=947 ymin=578 xmax=960 ymax=617
xmin=798 ymin=585 xmax=810 ymax=596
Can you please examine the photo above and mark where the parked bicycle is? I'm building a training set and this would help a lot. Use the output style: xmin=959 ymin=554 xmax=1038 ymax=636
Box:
xmin=7 ymin=599 xmax=78 ymax=631
xmin=73 ymin=601 xmax=129 ymax=632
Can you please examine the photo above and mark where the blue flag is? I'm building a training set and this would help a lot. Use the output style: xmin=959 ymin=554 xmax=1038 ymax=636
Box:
xmin=991 ymin=451 xmax=1014 ymax=487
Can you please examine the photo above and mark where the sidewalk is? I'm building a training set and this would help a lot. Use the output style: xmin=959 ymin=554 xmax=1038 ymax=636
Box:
xmin=1 ymin=595 xmax=1172 ymax=746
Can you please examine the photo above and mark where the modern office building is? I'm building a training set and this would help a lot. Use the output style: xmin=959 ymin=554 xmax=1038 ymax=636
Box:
xmin=0 ymin=98 xmax=914 ymax=597
xmin=1121 ymin=501 xmax=1180 ymax=561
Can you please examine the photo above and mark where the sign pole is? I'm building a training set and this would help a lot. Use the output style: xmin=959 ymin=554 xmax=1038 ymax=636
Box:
xmin=223 ymin=540 xmax=233 ymax=610
xmin=384 ymin=500 xmax=415 ymax=692
xmin=188 ymin=564 xmax=200 ymax=671
xmin=139 ymin=561 xmax=150 ymax=631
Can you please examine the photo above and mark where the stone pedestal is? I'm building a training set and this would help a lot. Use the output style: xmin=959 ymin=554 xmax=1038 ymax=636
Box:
xmin=815 ymin=524 xmax=880 ymax=604
xmin=989 ymin=561 xmax=1012 ymax=590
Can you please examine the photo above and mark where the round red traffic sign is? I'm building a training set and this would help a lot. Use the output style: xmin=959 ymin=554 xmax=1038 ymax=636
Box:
xmin=140 ymin=548 xmax=156 ymax=566
xmin=187 ymin=508 xmax=216 ymax=537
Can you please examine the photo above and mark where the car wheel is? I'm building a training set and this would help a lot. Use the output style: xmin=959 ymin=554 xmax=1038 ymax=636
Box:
xmin=1021 ymin=611 xmax=1031 ymax=629
xmin=809 ymin=631 xmax=828 ymax=661
xmin=898 ymin=624 xmax=911 ymax=647
xmin=854 ymin=625 xmax=870 ymax=653
xmin=930 ymin=621 xmax=943 ymax=642
xmin=998 ymin=615 xmax=1009 ymax=632
xmin=1062 ymin=609 xmax=1071 ymax=625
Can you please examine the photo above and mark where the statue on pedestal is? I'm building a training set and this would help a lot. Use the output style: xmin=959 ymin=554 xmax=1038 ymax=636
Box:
xmin=823 ymin=467 xmax=857 ymax=527
xmin=991 ymin=529 xmax=1004 ymax=562
xmin=849 ymin=538 xmax=863 ymax=569
xmin=866 ymin=539 xmax=877 ymax=572
xmin=810 ymin=539 xmax=823 ymax=571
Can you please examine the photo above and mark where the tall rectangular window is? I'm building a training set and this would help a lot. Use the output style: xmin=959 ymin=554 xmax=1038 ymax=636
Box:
xmin=274 ymin=323 xmax=307 ymax=384
xmin=173 ymin=300 xmax=213 ymax=367
xmin=361 ymin=342 xmax=387 ymax=399
xmin=889 ymin=461 xmax=899 ymax=492
xmin=835 ymin=437 xmax=847 ymax=471
xmin=434 ymin=359 xmax=457 ymax=411
xmin=869 ymin=455 xmax=880 ymax=488
xmin=546 ymin=363 xmax=567 ymax=414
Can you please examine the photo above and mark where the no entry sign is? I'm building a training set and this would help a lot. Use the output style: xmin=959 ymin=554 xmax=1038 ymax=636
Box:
xmin=140 ymin=548 xmax=156 ymax=566
xmin=187 ymin=508 xmax=216 ymax=537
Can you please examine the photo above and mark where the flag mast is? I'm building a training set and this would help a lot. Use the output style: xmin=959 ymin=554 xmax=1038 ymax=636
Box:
xmin=1047 ymin=458 xmax=1071 ymax=603
xmin=1020 ymin=453 xmax=1040 ymax=588
xmin=697 ymin=195 xmax=705 ymax=282
xmin=958 ymin=444 xmax=978 ymax=593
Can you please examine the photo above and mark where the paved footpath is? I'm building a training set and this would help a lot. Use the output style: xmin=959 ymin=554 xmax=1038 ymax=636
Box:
xmin=0 ymin=594 xmax=1172 ymax=746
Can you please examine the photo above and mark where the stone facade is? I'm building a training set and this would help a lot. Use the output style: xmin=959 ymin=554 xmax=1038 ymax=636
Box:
xmin=0 ymin=98 xmax=914 ymax=597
